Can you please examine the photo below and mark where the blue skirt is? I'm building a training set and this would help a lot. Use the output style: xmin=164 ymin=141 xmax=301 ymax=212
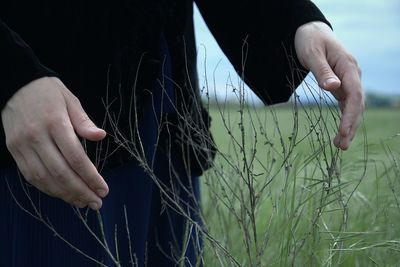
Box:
xmin=0 ymin=36 xmax=203 ymax=267
xmin=0 ymin=164 xmax=202 ymax=266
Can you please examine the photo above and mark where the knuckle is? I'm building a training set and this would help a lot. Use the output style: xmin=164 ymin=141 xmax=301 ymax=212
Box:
xmin=345 ymin=53 xmax=360 ymax=70
xmin=24 ymin=123 xmax=41 ymax=144
xmin=31 ymin=171 xmax=46 ymax=184
xmin=51 ymin=168 xmax=70 ymax=185
xmin=69 ymin=153 xmax=85 ymax=170
xmin=45 ymin=114 xmax=62 ymax=130
xmin=27 ymin=170 xmax=46 ymax=184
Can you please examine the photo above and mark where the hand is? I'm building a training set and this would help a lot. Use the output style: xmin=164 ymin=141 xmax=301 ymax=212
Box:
xmin=1 ymin=77 xmax=108 ymax=210
xmin=294 ymin=21 xmax=364 ymax=150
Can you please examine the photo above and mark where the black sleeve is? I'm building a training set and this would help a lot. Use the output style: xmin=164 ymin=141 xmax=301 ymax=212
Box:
xmin=195 ymin=0 xmax=332 ymax=105
xmin=0 ymin=17 xmax=58 ymax=109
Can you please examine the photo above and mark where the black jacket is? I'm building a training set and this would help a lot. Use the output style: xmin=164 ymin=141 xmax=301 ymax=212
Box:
xmin=0 ymin=0 xmax=330 ymax=172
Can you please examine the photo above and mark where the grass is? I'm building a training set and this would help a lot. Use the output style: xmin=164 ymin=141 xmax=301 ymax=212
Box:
xmin=9 ymin=66 xmax=399 ymax=266
xmin=200 ymin=104 xmax=400 ymax=266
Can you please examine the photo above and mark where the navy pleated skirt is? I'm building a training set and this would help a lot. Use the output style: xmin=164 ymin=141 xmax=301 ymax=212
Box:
xmin=0 ymin=36 xmax=203 ymax=267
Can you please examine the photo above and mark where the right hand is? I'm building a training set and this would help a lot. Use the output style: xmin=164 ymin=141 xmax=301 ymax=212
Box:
xmin=1 ymin=77 xmax=108 ymax=210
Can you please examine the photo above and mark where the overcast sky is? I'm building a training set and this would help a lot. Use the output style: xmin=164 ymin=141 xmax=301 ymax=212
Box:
xmin=193 ymin=0 xmax=400 ymax=102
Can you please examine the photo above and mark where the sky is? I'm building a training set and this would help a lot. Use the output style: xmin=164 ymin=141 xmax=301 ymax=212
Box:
xmin=193 ymin=0 xmax=400 ymax=103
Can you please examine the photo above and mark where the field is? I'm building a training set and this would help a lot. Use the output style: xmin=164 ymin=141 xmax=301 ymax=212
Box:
xmin=200 ymin=105 xmax=400 ymax=266
xmin=6 ymin=97 xmax=398 ymax=266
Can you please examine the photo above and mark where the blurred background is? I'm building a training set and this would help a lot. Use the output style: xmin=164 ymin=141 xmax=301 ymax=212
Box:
xmin=193 ymin=0 xmax=400 ymax=106
xmin=194 ymin=3 xmax=400 ymax=265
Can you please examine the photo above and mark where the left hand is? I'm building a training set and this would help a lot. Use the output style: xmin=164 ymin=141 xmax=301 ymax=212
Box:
xmin=294 ymin=21 xmax=364 ymax=150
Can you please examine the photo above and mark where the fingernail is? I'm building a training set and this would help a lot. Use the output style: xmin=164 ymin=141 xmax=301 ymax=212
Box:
xmin=324 ymin=77 xmax=339 ymax=87
xmin=88 ymin=127 xmax=101 ymax=133
xmin=97 ymin=189 xmax=107 ymax=197
xmin=89 ymin=202 xmax=100 ymax=210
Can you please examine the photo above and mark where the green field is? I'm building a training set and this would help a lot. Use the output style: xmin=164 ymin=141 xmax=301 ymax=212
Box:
xmin=200 ymin=105 xmax=400 ymax=266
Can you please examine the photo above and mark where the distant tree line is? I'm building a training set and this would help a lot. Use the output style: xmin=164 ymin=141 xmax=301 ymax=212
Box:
xmin=202 ymin=92 xmax=400 ymax=108
xmin=365 ymin=93 xmax=400 ymax=107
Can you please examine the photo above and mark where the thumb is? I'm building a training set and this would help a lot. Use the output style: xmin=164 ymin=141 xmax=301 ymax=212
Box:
xmin=65 ymin=95 xmax=106 ymax=141
xmin=309 ymin=55 xmax=341 ymax=91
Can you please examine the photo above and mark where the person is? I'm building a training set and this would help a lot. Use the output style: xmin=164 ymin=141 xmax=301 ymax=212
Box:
xmin=0 ymin=0 xmax=364 ymax=266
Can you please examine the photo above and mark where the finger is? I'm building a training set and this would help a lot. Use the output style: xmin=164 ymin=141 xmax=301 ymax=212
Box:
xmin=49 ymin=117 xmax=109 ymax=197
xmin=307 ymin=49 xmax=342 ymax=92
xmin=16 ymin=147 xmax=65 ymax=198
xmin=333 ymin=73 xmax=364 ymax=150
xmin=31 ymin=135 xmax=103 ymax=210
xmin=65 ymin=94 xmax=106 ymax=141
xmin=3 ymin=126 xmax=62 ymax=198
xmin=335 ymin=102 xmax=362 ymax=150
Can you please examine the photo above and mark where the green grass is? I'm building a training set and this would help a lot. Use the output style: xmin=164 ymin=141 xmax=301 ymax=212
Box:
xmin=200 ymin=105 xmax=400 ymax=266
